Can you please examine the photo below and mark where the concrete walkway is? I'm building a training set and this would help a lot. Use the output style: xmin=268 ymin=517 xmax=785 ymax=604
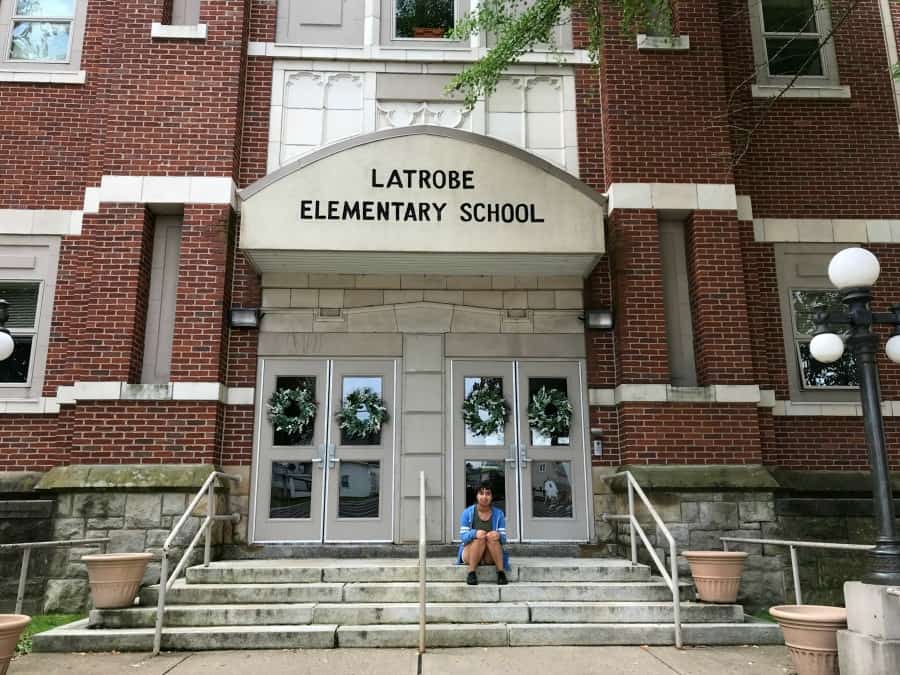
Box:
xmin=10 ymin=646 xmax=794 ymax=674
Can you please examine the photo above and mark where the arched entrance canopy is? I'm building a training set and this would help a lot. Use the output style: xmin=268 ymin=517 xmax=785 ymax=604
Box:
xmin=238 ymin=127 xmax=606 ymax=277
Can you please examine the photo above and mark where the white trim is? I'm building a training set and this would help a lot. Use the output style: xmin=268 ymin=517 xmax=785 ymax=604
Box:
xmin=0 ymin=209 xmax=82 ymax=235
xmin=751 ymin=84 xmax=851 ymax=100
xmin=606 ymin=183 xmax=737 ymax=214
xmin=97 ymin=175 xmax=237 ymax=207
xmin=150 ymin=23 xmax=208 ymax=40
xmin=753 ymin=218 xmax=900 ymax=243
xmin=736 ymin=195 xmax=753 ymax=221
xmin=636 ymin=34 xmax=690 ymax=52
xmin=877 ymin=0 xmax=900 ymax=136
xmin=0 ymin=69 xmax=85 ymax=83
xmin=250 ymin=41 xmax=593 ymax=64
xmin=771 ymin=400 xmax=900 ymax=417
xmin=587 ymin=384 xmax=765 ymax=405
xmin=0 ymin=397 xmax=60 ymax=414
xmin=54 ymin=381 xmax=253 ymax=404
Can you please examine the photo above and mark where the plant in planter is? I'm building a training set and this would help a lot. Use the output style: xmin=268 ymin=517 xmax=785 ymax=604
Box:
xmin=770 ymin=605 xmax=847 ymax=675
xmin=396 ymin=0 xmax=453 ymax=38
xmin=0 ymin=615 xmax=29 ymax=675
xmin=81 ymin=552 xmax=153 ymax=609
xmin=682 ymin=550 xmax=748 ymax=603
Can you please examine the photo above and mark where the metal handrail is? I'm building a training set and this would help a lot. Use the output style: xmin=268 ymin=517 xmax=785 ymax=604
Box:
xmin=602 ymin=471 xmax=681 ymax=648
xmin=417 ymin=470 xmax=426 ymax=654
xmin=721 ymin=536 xmax=874 ymax=606
xmin=1 ymin=537 xmax=109 ymax=614
xmin=153 ymin=471 xmax=241 ymax=656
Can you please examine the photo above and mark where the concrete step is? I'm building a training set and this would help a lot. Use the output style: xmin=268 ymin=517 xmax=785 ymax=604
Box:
xmin=140 ymin=581 xmax=343 ymax=606
xmin=185 ymin=558 xmax=651 ymax=585
xmin=90 ymin=601 xmax=740 ymax=629
xmin=337 ymin=623 xmax=509 ymax=648
xmin=498 ymin=582 xmax=693 ymax=603
xmin=33 ymin=619 xmax=337 ymax=652
xmin=507 ymin=621 xmax=784 ymax=646
xmin=220 ymin=543 xmax=582 ymax=560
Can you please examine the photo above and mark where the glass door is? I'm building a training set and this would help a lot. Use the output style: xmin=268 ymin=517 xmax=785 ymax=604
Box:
xmin=253 ymin=359 xmax=329 ymax=542
xmin=516 ymin=361 xmax=589 ymax=541
xmin=253 ymin=358 xmax=396 ymax=543
xmin=450 ymin=361 xmax=519 ymax=542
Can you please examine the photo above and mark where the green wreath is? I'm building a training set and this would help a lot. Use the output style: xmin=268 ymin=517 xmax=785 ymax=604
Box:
xmin=337 ymin=387 xmax=390 ymax=440
xmin=527 ymin=386 xmax=572 ymax=438
xmin=461 ymin=379 xmax=510 ymax=437
xmin=267 ymin=386 xmax=318 ymax=438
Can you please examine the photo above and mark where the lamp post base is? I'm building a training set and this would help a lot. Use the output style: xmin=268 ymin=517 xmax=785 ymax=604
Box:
xmin=864 ymin=544 xmax=900 ymax=586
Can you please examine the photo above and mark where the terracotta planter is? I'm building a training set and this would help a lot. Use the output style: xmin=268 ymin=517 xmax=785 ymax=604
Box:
xmin=683 ymin=550 xmax=748 ymax=603
xmin=82 ymin=552 xmax=153 ymax=609
xmin=0 ymin=614 xmax=30 ymax=675
xmin=414 ymin=27 xmax=446 ymax=38
xmin=770 ymin=605 xmax=847 ymax=675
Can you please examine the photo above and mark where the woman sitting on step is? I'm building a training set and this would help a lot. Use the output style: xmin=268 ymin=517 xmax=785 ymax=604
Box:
xmin=456 ymin=482 xmax=510 ymax=585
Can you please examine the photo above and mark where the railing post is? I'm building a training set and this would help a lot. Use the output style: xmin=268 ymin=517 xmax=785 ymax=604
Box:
xmin=15 ymin=546 xmax=31 ymax=615
xmin=670 ymin=542 xmax=681 ymax=649
xmin=790 ymin=545 xmax=803 ymax=605
xmin=204 ymin=481 xmax=214 ymax=567
xmin=418 ymin=471 xmax=426 ymax=654
xmin=153 ymin=552 xmax=168 ymax=656
xmin=627 ymin=476 xmax=637 ymax=565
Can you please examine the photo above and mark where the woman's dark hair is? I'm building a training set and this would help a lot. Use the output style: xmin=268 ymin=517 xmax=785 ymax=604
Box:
xmin=478 ymin=481 xmax=492 ymax=494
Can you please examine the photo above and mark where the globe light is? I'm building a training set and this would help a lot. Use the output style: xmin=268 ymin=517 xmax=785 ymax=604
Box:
xmin=809 ymin=332 xmax=845 ymax=364
xmin=886 ymin=335 xmax=900 ymax=365
xmin=827 ymin=247 xmax=880 ymax=290
xmin=0 ymin=331 xmax=14 ymax=362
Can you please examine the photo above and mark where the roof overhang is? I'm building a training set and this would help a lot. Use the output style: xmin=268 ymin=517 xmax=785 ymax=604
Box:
xmin=238 ymin=127 xmax=606 ymax=277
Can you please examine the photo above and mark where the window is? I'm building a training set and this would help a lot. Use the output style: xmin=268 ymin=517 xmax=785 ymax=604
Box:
xmin=775 ymin=244 xmax=857 ymax=402
xmin=141 ymin=216 xmax=182 ymax=385
xmin=748 ymin=0 xmax=840 ymax=87
xmin=659 ymin=219 xmax=697 ymax=387
xmin=395 ymin=0 xmax=454 ymax=39
xmin=0 ymin=0 xmax=88 ymax=72
xmin=0 ymin=235 xmax=60 ymax=399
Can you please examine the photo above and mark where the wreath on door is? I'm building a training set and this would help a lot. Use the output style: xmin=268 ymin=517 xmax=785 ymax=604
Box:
xmin=337 ymin=387 xmax=390 ymax=440
xmin=267 ymin=386 xmax=318 ymax=437
xmin=461 ymin=379 xmax=510 ymax=437
xmin=527 ymin=386 xmax=572 ymax=438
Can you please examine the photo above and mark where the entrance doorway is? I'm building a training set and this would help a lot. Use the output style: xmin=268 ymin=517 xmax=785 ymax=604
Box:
xmin=252 ymin=358 xmax=396 ymax=542
xmin=450 ymin=360 xmax=590 ymax=542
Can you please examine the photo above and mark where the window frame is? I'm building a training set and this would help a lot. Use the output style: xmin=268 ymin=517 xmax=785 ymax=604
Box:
xmin=0 ymin=0 xmax=88 ymax=73
xmin=0 ymin=235 xmax=60 ymax=400
xmin=747 ymin=0 xmax=841 ymax=88
xmin=774 ymin=243 xmax=858 ymax=402
xmin=382 ymin=0 xmax=471 ymax=48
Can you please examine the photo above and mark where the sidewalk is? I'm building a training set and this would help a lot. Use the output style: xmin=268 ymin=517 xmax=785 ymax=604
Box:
xmin=10 ymin=646 xmax=794 ymax=674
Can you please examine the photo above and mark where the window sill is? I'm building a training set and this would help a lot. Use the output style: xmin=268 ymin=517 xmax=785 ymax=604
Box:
xmin=636 ymin=34 xmax=690 ymax=52
xmin=151 ymin=23 xmax=208 ymax=40
xmin=0 ymin=69 xmax=85 ymax=84
xmin=752 ymin=84 xmax=851 ymax=100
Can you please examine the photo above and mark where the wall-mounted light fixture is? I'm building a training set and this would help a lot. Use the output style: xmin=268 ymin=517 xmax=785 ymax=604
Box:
xmin=229 ymin=307 xmax=262 ymax=329
xmin=581 ymin=309 xmax=614 ymax=330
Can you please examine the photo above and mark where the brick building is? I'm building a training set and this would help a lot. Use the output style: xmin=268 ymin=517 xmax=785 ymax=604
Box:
xmin=2 ymin=0 xmax=900 ymax=618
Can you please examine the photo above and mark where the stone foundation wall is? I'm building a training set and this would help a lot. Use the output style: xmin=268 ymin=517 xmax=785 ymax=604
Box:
xmin=0 ymin=499 xmax=54 ymax=614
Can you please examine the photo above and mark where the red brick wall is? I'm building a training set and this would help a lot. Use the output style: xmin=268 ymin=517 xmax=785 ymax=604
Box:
xmin=0 ymin=416 xmax=62 ymax=471
xmin=767 ymin=416 xmax=900 ymax=471
xmin=221 ymin=406 xmax=255 ymax=465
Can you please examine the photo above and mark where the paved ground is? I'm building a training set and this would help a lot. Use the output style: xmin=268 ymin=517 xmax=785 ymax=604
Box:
xmin=10 ymin=646 xmax=795 ymax=674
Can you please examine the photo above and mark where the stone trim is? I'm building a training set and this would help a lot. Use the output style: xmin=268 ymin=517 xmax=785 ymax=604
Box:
xmin=736 ymin=196 xmax=753 ymax=221
xmin=771 ymin=400 xmax=900 ymax=417
xmin=635 ymin=34 xmax=690 ymax=52
xmin=588 ymin=384 xmax=765 ymax=406
xmin=150 ymin=23 xmax=208 ymax=40
xmin=247 ymin=42 xmax=594 ymax=64
xmin=753 ymin=218 xmax=900 ymax=243
xmin=34 ymin=463 xmax=217 ymax=490
xmin=0 ymin=70 xmax=86 ymax=84
xmin=0 ymin=209 xmax=82 ymax=235
xmin=770 ymin=468 xmax=900 ymax=492
xmin=608 ymin=464 xmax=780 ymax=491
xmin=0 ymin=471 xmax=44 ymax=492
xmin=84 ymin=176 xmax=237 ymax=210
xmin=52 ymin=382 xmax=252 ymax=405
xmin=877 ymin=0 xmax=900 ymax=137
xmin=0 ymin=397 xmax=60 ymax=414
xmin=606 ymin=183 xmax=737 ymax=214
xmin=751 ymin=84 xmax=851 ymax=100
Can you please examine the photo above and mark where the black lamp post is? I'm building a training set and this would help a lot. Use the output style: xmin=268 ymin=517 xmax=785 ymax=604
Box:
xmin=809 ymin=247 xmax=900 ymax=586
xmin=0 ymin=299 xmax=14 ymax=363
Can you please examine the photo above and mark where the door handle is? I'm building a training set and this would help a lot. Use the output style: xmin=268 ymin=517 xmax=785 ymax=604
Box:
xmin=326 ymin=444 xmax=339 ymax=469
xmin=518 ymin=444 xmax=532 ymax=465
xmin=311 ymin=444 xmax=326 ymax=470
xmin=505 ymin=443 xmax=517 ymax=464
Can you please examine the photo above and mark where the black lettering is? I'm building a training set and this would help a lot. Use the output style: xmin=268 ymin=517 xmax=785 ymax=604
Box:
xmin=314 ymin=200 xmax=326 ymax=219
xmin=462 ymin=170 xmax=475 ymax=189
xmin=343 ymin=201 xmax=361 ymax=220
xmin=515 ymin=204 xmax=528 ymax=222
xmin=448 ymin=171 xmax=460 ymax=189
xmin=392 ymin=201 xmax=404 ymax=220
xmin=386 ymin=170 xmax=402 ymax=188
xmin=403 ymin=169 xmax=416 ymax=187
xmin=418 ymin=202 xmax=430 ymax=221
xmin=328 ymin=201 xmax=339 ymax=219
xmin=371 ymin=169 xmax=383 ymax=188
xmin=460 ymin=203 xmax=472 ymax=222
xmin=474 ymin=203 xmax=486 ymax=222
xmin=300 ymin=200 xmax=313 ymax=219
xmin=488 ymin=203 xmax=499 ymax=221
xmin=363 ymin=201 xmax=374 ymax=221
xmin=378 ymin=201 xmax=390 ymax=220
xmin=433 ymin=202 xmax=447 ymax=221
xmin=530 ymin=204 xmax=544 ymax=223
xmin=432 ymin=170 xmax=446 ymax=189
xmin=404 ymin=203 xmax=418 ymax=221
xmin=418 ymin=170 xmax=431 ymax=189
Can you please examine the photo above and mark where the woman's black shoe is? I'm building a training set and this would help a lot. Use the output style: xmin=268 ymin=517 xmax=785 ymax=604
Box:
xmin=466 ymin=571 xmax=478 ymax=585
xmin=497 ymin=570 xmax=508 ymax=585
